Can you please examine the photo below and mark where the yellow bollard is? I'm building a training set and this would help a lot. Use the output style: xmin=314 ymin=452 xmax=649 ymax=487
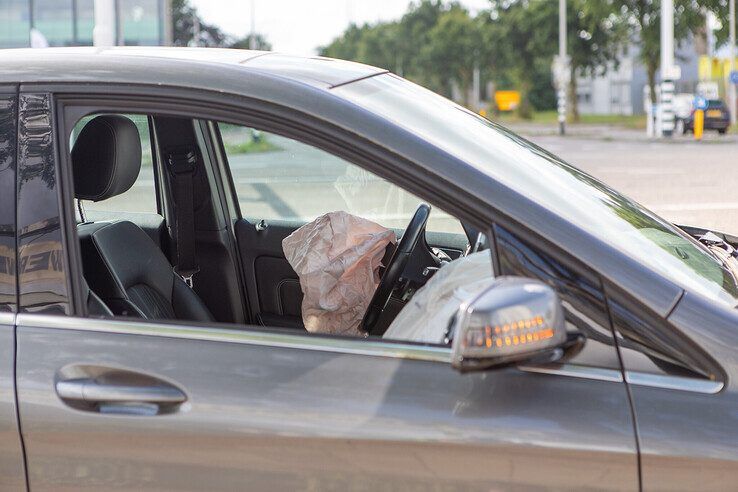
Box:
xmin=694 ymin=109 xmax=704 ymax=140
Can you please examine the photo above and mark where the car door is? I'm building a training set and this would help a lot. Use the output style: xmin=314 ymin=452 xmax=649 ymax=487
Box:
xmin=0 ymin=88 xmax=29 ymax=491
xmin=15 ymin=90 xmax=639 ymax=491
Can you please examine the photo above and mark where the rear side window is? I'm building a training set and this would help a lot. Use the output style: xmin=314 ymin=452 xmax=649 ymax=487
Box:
xmin=71 ymin=114 xmax=157 ymax=216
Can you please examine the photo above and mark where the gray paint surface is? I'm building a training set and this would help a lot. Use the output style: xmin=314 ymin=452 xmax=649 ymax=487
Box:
xmin=16 ymin=320 xmax=638 ymax=491
xmin=0 ymin=315 xmax=27 ymax=491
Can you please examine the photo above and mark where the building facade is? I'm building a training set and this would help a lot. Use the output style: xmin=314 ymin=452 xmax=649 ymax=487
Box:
xmin=576 ymin=41 xmax=701 ymax=116
xmin=0 ymin=0 xmax=171 ymax=48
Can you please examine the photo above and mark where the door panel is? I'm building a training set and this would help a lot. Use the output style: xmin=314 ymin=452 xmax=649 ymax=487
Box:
xmin=235 ymin=218 xmax=468 ymax=328
xmin=0 ymin=315 xmax=27 ymax=491
xmin=17 ymin=316 xmax=638 ymax=491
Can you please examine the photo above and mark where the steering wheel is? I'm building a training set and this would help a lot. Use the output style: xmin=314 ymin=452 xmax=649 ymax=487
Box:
xmin=362 ymin=203 xmax=431 ymax=335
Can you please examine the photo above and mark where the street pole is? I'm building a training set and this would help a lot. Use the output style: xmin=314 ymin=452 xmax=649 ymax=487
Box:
xmin=660 ymin=0 xmax=676 ymax=137
xmin=557 ymin=0 xmax=566 ymax=136
xmin=730 ymin=0 xmax=736 ymax=127
xmin=93 ymin=0 xmax=116 ymax=47
xmin=472 ymin=59 xmax=480 ymax=113
xmin=249 ymin=0 xmax=257 ymax=50
xmin=192 ymin=14 xmax=200 ymax=47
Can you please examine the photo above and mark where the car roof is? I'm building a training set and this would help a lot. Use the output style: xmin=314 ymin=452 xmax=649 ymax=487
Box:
xmin=0 ymin=46 xmax=387 ymax=89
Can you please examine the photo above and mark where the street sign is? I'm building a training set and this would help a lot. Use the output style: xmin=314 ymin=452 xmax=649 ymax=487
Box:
xmin=694 ymin=96 xmax=708 ymax=110
xmin=730 ymin=70 xmax=738 ymax=84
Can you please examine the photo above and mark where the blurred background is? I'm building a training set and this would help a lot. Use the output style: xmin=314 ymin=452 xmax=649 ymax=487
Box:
xmin=3 ymin=0 xmax=738 ymax=234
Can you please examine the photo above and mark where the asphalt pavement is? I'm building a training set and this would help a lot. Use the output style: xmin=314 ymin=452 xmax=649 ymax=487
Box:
xmin=507 ymin=122 xmax=738 ymax=235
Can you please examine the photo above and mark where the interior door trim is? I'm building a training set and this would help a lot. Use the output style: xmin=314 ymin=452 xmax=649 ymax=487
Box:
xmin=16 ymin=314 xmax=452 ymax=363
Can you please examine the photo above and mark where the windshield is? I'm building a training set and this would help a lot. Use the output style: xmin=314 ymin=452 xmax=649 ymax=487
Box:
xmin=334 ymin=74 xmax=738 ymax=306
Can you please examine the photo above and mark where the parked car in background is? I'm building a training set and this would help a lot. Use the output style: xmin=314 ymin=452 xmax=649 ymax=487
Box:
xmin=678 ymin=98 xmax=731 ymax=135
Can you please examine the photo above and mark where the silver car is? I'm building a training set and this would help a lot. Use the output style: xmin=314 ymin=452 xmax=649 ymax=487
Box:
xmin=1 ymin=48 xmax=737 ymax=492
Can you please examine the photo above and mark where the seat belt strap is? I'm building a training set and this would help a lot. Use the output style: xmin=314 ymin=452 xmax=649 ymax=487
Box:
xmin=167 ymin=147 xmax=199 ymax=288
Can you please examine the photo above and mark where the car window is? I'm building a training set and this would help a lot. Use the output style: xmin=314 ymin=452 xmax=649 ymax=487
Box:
xmin=71 ymin=113 xmax=157 ymax=215
xmin=220 ymin=123 xmax=464 ymax=234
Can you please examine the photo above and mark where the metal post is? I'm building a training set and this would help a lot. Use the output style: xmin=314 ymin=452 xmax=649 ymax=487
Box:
xmin=472 ymin=60 xmax=480 ymax=112
xmin=249 ymin=0 xmax=257 ymax=50
xmin=660 ymin=0 xmax=676 ymax=137
xmin=730 ymin=0 xmax=736 ymax=126
xmin=557 ymin=0 xmax=567 ymax=135
xmin=93 ymin=0 xmax=116 ymax=47
xmin=192 ymin=14 xmax=200 ymax=47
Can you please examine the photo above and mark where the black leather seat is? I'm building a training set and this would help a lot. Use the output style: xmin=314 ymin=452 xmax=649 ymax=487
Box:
xmin=74 ymin=115 xmax=214 ymax=322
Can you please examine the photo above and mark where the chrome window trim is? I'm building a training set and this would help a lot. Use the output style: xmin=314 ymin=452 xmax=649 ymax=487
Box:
xmin=16 ymin=314 xmax=452 ymax=363
xmin=15 ymin=315 xmax=726 ymax=394
xmin=625 ymin=370 xmax=724 ymax=395
xmin=0 ymin=312 xmax=15 ymax=325
xmin=518 ymin=363 xmax=624 ymax=383
xmin=518 ymin=362 xmax=724 ymax=394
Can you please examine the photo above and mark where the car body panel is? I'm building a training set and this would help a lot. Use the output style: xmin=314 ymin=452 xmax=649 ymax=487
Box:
xmin=16 ymin=315 xmax=638 ymax=491
xmin=17 ymin=92 xmax=72 ymax=315
xmin=0 ymin=90 xmax=28 ymax=491
xmin=0 ymin=90 xmax=18 ymax=314
xmin=0 ymin=313 xmax=26 ymax=492
xmin=624 ymin=292 xmax=738 ymax=490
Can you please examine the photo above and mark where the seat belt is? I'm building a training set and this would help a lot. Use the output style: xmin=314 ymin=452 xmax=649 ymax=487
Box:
xmin=166 ymin=147 xmax=199 ymax=288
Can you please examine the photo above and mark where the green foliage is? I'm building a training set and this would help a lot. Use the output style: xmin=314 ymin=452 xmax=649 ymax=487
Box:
xmin=171 ymin=0 xmax=228 ymax=47
xmin=607 ymin=0 xmax=730 ymax=103
xmin=230 ymin=34 xmax=272 ymax=51
xmin=224 ymin=138 xmax=280 ymax=155
xmin=319 ymin=0 xmax=730 ymax=116
xmin=172 ymin=0 xmax=272 ymax=50
xmin=220 ymin=125 xmax=281 ymax=155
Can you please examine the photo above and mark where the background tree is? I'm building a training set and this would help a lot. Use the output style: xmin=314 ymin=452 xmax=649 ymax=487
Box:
xmin=485 ymin=0 xmax=626 ymax=120
xmin=611 ymin=0 xmax=729 ymax=104
xmin=230 ymin=34 xmax=272 ymax=51
xmin=419 ymin=5 xmax=483 ymax=102
xmin=171 ymin=0 xmax=227 ymax=47
xmin=172 ymin=0 xmax=273 ymax=50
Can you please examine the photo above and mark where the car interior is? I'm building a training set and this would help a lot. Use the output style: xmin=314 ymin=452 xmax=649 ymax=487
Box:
xmin=68 ymin=112 xmax=493 ymax=344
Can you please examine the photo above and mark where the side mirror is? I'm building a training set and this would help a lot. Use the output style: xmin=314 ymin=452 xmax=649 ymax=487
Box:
xmin=450 ymin=277 xmax=569 ymax=372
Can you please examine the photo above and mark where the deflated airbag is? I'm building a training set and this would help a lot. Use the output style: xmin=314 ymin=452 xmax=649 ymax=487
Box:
xmin=283 ymin=211 xmax=396 ymax=336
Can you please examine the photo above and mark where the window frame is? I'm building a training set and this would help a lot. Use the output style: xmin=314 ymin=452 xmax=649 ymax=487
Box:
xmin=50 ymin=86 xmax=494 ymax=358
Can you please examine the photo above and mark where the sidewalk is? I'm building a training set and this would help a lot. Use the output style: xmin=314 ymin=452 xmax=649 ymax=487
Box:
xmin=501 ymin=121 xmax=738 ymax=144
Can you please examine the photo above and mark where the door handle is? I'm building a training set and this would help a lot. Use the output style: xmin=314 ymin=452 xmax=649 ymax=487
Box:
xmin=55 ymin=366 xmax=188 ymax=415
xmin=56 ymin=378 xmax=187 ymax=405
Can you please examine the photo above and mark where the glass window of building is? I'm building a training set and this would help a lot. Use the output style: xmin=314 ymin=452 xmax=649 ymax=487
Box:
xmin=0 ymin=0 xmax=31 ymax=48
xmin=120 ymin=0 xmax=162 ymax=45
xmin=32 ymin=0 xmax=74 ymax=46
xmin=75 ymin=0 xmax=95 ymax=45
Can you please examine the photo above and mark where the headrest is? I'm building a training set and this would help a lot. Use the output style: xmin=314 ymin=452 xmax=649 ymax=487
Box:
xmin=71 ymin=115 xmax=142 ymax=202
